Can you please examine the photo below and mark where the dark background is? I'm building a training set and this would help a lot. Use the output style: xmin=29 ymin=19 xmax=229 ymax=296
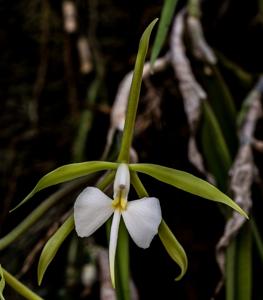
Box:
xmin=1 ymin=0 xmax=263 ymax=299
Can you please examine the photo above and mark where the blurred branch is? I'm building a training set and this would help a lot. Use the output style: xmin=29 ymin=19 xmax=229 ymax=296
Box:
xmin=170 ymin=11 xmax=207 ymax=173
xmin=72 ymin=0 xmax=105 ymax=161
xmin=62 ymin=1 xmax=79 ymax=120
xmin=18 ymin=211 xmax=71 ymax=277
xmin=30 ymin=0 xmax=51 ymax=127
xmin=77 ymin=36 xmax=93 ymax=74
xmin=102 ymin=55 xmax=169 ymax=161
xmin=187 ymin=0 xmax=216 ymax=64
xmin=135 ymin=78 xmax=162 ymax=135
xmin=0 ymin=178 xmax=87 ymax=251
xmin=215 ymin=76 xmax=263 ymax=295
xmin=62 ymin=0 xmax=78 ymax=33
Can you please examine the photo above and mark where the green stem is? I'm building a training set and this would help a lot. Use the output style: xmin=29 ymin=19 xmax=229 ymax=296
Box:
xmin=130 ymin=171 xmax=148 ymax=197
xmin=187 ymin=0 xmax=201 ymax=18
xmin=2 ymin=268 xmax=43 ymax=300
xmin=117 ymin=19 xmax=158 ymax=163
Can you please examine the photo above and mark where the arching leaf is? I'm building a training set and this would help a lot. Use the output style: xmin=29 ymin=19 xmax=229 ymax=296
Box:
xmin=158 ymin=220 xmax=187 ymax=280
xmin=12 ymin=161 xmax=118 ymax=211
xmin=130 ymin=163 xmax=248 ymax=218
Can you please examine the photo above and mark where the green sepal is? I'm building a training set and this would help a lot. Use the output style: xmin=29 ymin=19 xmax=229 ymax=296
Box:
xmin=129 ymin=163 xmax=248 ymax=218
xmin=12 ymin=161 xmax=118 ymax=211
xmin=37 ymin=215 xmax=74 ymax=285
xmin=158 ymin=220 xmax=188 ymax=280
xmin=0 ymin=265 xmax=5 ymax=300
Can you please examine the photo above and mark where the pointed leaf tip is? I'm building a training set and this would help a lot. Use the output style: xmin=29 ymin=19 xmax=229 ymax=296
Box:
xmin=150 ymin=0 xmax=179 ymax=69
xmin=38 ymin=215 xmax=74 ymax=285
xmin=158 ymin=220 xmax=188 ymax=280
xmin=130 ymin=163 xmax=248 ymax=218
xmin=11 ymin=161 xmax=118 ymax=212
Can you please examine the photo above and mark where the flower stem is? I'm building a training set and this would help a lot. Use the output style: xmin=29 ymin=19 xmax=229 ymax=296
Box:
xmin=117 ymin=19 xmax=158 ymax=163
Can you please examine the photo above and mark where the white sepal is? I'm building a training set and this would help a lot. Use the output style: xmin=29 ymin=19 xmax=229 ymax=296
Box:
xmin=122 ymin=197 xmax=162 ymax=248
xmin=113 ymin=164 xmax=130 ymax=199
xmin=74 ymin=187 xmax=114 ymax=237
xmin=109 ymin=211 xmax=121 ymax=288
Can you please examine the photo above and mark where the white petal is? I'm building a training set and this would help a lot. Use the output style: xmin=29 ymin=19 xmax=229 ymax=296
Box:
xmin=122 ymin=197 xmax=162 ymax=248
xmin=74 ymin=187 xmax=114 ymax=237
xmin=109 ymin=211 xmax=121 ymax=288
xmin=113 ymin=163 xmax=130 ymax=199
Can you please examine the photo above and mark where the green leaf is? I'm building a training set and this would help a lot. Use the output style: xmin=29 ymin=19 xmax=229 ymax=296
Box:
xmin=118 ymin=18 xmax=158 ymax=162
xmin=150 ymin=0 xmax=178 ymax=68
xmin=201 ymin=101 xmax=232 ymax=191
xmin=0 ymin=265 xmax=5 ymax=300
xmin=38 ymin=215 xmax=74 ymax=285
xmin=12 ymin=161 xmax=118 ymax=211
xmin=201 ymin=66 xmax=238 ymax=155
xmin=129 ymin=163 xmax=248 ymax=218
xmin=37 ymin=171 xmax=115 ymax=285
xmin=112 ymin=21 xmax=159 ymax=298
xmin=131 ymin=172 xmax=188 ymax=279
xmin=226 ymin=225 xmax=252 ymax=300
xmin=158 ymin=220 xmax=187 ymax=280
xmin=226 ymin=240 xmax=236 ymax=300
xmin=236 ymin=224 xmax=252 ymax=300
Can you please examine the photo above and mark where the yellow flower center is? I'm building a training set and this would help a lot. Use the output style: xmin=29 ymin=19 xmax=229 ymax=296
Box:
xmin=112 ymin=187 xmax=127 ymax=211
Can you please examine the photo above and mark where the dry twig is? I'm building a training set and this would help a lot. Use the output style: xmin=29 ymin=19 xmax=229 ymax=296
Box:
xmin=170 ymin=11 xmax=206 ymax=173
xmin=215 ymin=76 xmax=263 ymax=284
xmin=102 ymin=55 xmax=169 ymax=160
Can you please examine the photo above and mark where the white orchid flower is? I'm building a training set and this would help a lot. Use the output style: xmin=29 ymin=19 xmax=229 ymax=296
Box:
xmin=74 ymin=163 xmax=162 ymax=287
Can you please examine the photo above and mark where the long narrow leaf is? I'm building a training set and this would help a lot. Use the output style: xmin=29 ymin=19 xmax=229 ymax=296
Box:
xmin=131 ymin=172 xmax=187 ymax=280
xmin=12 ymin=161 xmax=117 ymax=211
xmin=226 ymin=240 xmax=236 ymax=300
xmin=118 ymin=19 xmax=158 ymax=162
xmin=38 ymin=171 xmax=115 ymax=285
xmin=200 ymin=67 xmax=238 ymax=155
xmin=150 ymin=0 xmax=178 ymax=67
xmin=201 ymin=109 xmax=229 ymax=191
xmin=38 ymin=215 xmax=74 ymax=285
xmin=129 ymin=163 xmax=247 ymax=218
xmin=158 ymin=220 xmax=187 ymax=280
xmin=236 ymin=224 xmax=252 ymax=300
xmin=116 ymin=20 xmax=159 ymax=299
